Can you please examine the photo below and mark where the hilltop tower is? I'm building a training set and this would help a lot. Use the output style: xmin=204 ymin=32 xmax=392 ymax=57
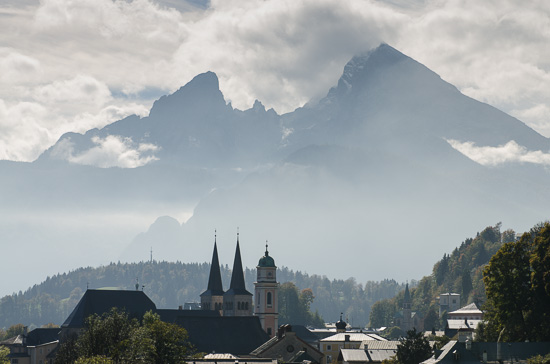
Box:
xmin=254 ymin=242 xmax=279 ymax=337
xmin=402 ymin=283 xmax=412 ymax=331
xmin=223 ymin=233 xmax=253 ymax=316
xmin=200 ymin=234 xmax=225 ymax=315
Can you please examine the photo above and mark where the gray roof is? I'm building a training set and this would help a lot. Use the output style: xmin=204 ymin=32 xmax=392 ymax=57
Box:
xmin=321 ymin=333 xmax=387 ymax=342
xmin=449 ymin=303 xmax=482 ymax=315
xmin=340 ymin=349 xmax=369 ymax=362
xmin=423 ymin=341 xmax=550 ymax=364
xmin=62 ymin=289 xmax=156 ymax=328
xmin=361 ymin=341 xmax=399 ymax=350
xmin=446 ymin=319 xmax=481 ymax=330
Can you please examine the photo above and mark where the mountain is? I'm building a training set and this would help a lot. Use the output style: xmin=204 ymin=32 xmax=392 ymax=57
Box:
xmin=1 ymin=43 xmax=549 ymax=297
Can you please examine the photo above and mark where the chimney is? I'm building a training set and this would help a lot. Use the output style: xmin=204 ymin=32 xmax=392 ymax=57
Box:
xmin=277 ymin=326 xmax=285 ymax=339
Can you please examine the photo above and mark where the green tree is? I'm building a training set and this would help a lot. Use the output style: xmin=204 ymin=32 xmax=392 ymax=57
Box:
xmin=56 ymin=309 xmax=192 ymax=364
xmin=396 ymin=329 xmax=433 ymax=364
xmin=384 ymin=326 xmax=405 ymax=340
xmin=0 ymin=346 xmax=9 ymax=364
xmin=527 ymin=354 xmax=550 ymax=364
xmin=369 ymin=299 xmax=396 ymax=328
xmin=74 ymin=356 xmax=113 ymax=364
xmin=461 ymin=270 xmax=473 ymax=299
xmin=482 ymin=222 xmax=550 ymax=342
xmin=142 ymin=311 xmax=192 ymax=364
xmin=279 ymin=282 xmax=324 ymax=326
xmin=4 ymin=324 xmax=25 ymax=339
xmin=77 ymin=308 xmax=139 ymax=363
xmin=423 ymin=308 xmax=439 ymax=331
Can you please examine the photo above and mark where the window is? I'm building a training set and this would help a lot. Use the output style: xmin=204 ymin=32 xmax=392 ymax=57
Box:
xmin=267 ymin=328 xmax=272 ymax=336
xmin=327 ymin=355 xmax=332 ymax=364
xmin=267 ymin=292 xmax=272 ymax=307
xmin=327 ymin=345 xmax=332 ymax=351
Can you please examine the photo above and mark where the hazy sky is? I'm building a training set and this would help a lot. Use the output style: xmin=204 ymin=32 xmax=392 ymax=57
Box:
xmin=1 ymin=0 xmax=549 ymax=162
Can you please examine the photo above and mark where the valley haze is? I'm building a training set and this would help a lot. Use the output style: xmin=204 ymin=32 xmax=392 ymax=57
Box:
xmin=1 ymin=43 xmax=549 ymax=298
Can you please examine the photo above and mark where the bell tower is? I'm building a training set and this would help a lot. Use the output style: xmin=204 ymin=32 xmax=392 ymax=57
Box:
xmin=254 ymin=242 xmax=279 ymax=337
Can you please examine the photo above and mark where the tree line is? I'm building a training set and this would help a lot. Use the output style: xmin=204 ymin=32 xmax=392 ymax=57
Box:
xmin=0 ymin=261 xmax=405 ymax=329
xmin=369 ymin=223 xmax=511 ymax=331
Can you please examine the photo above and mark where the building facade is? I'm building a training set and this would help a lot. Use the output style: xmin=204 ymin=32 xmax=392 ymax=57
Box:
xmin=254 ymin=244 xmax=279 ymax=337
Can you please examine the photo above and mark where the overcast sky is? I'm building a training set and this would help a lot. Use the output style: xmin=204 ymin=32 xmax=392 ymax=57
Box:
xmin=1 ymin=0 xmax=549 ymax=162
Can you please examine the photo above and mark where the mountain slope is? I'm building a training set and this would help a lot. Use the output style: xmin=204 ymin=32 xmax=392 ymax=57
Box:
xmin=1 ymin=43 xmax=549 ymax=296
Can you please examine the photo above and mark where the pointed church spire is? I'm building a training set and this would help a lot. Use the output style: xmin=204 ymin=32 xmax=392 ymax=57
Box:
xmin=201 ymin=231 xmax=224 ymax=296
xmin=226 ymin=230 xmax=251 ymax=295
xmin=404 ymin=283 xmax=411 ymax=303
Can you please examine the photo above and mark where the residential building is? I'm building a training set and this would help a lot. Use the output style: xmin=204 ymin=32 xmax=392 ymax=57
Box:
xmin=250 ymin=324 xmax=324 ymax=364
xmin=438 ymin=293 xmax=460 ymax=317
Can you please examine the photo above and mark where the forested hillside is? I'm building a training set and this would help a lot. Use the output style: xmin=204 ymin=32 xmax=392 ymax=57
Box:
xmin=368 ymin=223 xmax=515 ymax=330
xmin=0 ymin=261 xmax=405 ymax=329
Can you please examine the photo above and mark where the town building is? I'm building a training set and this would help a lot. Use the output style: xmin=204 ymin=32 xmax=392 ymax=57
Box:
xmin=320 ymin=316 xmax=386 ymax=364
xmin=0 ymin=328 xmax=59 ymax=364
xmin=421 ymin=340 xmax=550 ymax=364
xmin=438 ymin=293 xmax=460 ymax=317
xmin=250 ymin=324 xmax=324 ymax=364
xmin=444 ymin=303 xmax=483 ymax=340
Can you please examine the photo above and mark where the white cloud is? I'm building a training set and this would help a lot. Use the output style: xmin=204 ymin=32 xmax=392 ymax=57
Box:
xmin=33 ymin=75 xmax=113 ymax=111
xmin=447 ymin=139 xmax=550 ymax=166
xmin=51 ymin=135 xmax=159 ymax=168
xmin=1 ymin=0 xmax=550 ymax=162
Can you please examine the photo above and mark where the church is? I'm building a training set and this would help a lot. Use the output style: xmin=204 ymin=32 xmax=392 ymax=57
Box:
xmin=200 ymin=232 xmax=279 ymax=337
xmin=58 ymin=233 xmax=280 ymax=355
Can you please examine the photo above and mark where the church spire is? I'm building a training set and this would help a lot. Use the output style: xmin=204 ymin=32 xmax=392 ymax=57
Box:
xmin=228 ymin=233 xmax=248 ymax=293
xmin=201 ymin=232 xmax=224 ymax=296
xmin=404 ymin=283 xmax=411 ymax=304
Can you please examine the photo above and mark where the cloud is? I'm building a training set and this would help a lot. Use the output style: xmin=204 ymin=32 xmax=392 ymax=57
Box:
xmin=394 ymin=0 xmax=550 ymax=137
xmin=172 ymin=0 xmax=404 ymax=111
xmin=1 ymin=0 xmax=550 ymax=162
xmin=51 ymin=135 xmax=159 ymax=168
xmin=33 ymin=75 xmax=113 ymax=112
xmin=447 ymin=139 xmax=550 ymax=166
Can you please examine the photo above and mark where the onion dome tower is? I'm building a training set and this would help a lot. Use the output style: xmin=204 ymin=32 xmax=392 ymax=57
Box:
xmin=336 ymin=313 xmax=347 ymax=333
xmin=200 ymin=233 xmax=224 ymax=315
xmin=254 ymin=242 xmax=279 ymax=337
xmin=223 ymin=232 xmax=253 ymax=316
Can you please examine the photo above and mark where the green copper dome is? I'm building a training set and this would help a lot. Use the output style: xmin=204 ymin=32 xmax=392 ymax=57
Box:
xmin=258 ymin=244 xmax=276 ymax=267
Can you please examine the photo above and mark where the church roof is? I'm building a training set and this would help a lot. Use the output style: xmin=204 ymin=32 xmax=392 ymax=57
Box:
xmin=225 ymin=239 xmax=252 ymax=296
xmin=172 ymin=314 xmax=269 ymax=355
xmin=61 ymin=289 xmax=156 ymax=328
xmin=201 ymin=241 xmax=225 ymax=297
